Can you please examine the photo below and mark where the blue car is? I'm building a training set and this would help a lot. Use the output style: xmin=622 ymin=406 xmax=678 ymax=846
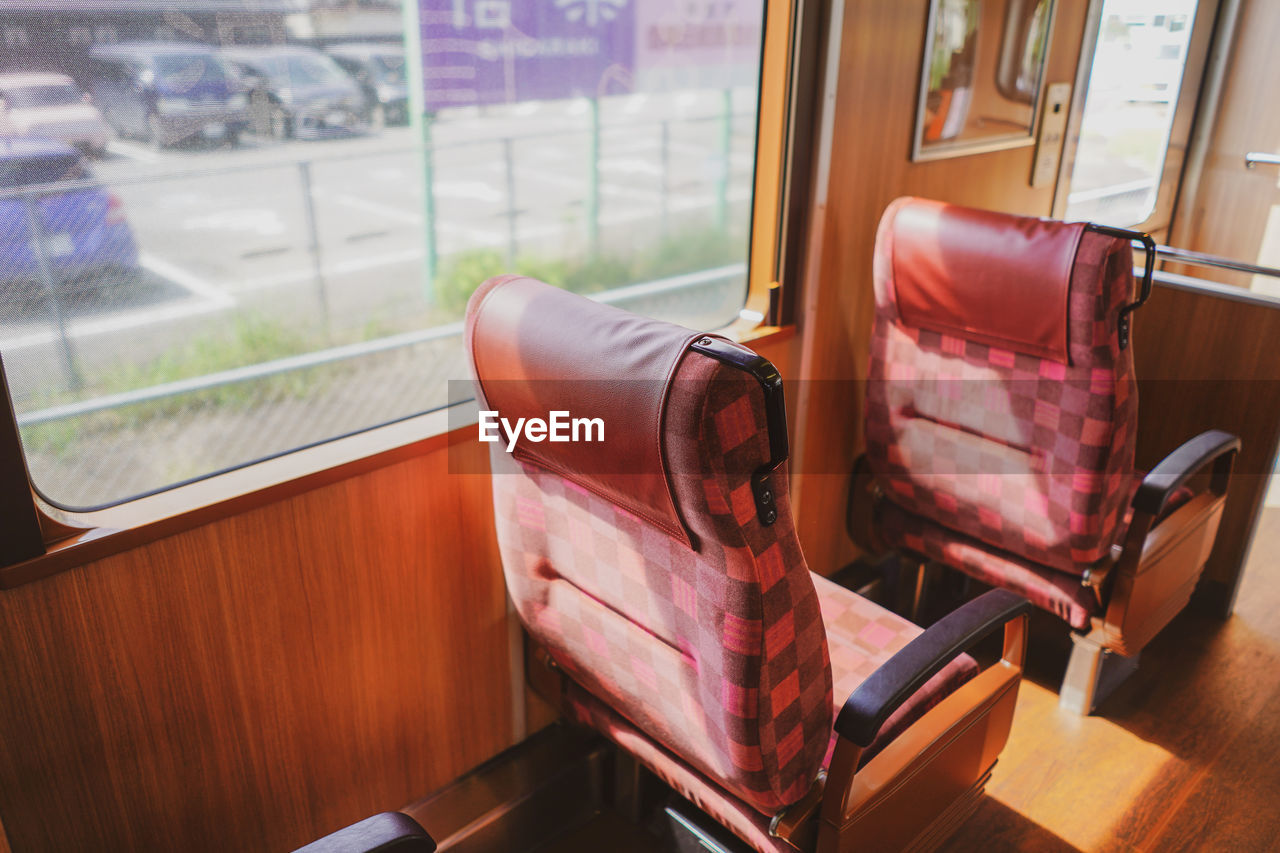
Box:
xmin=0 ymin=138 xmax=140 ymax=287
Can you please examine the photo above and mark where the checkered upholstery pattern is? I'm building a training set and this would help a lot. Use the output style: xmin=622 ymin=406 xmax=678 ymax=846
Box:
xmin=489 ymin=353 xmax=832 ymax=814
xmin=563 ymin=574 xmax=979 ymax=853
xmin=877 ymin=473 xmax=1197 ymax=631
xmin=812 ymin=573 xmax=979 ymax=763
xmin=878 ymin=502 xmax=1100 ymax=629
xmin=866 ymin=200 xmax=1140 ymax=583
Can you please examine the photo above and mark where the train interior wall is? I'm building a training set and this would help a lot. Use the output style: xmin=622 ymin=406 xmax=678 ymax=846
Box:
xmin=1 ymin=1 xmax=1278 ymax=851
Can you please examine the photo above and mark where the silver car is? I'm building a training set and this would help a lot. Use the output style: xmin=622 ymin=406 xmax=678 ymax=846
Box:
xmin=0 ymin=72 xmax=112 ymax=155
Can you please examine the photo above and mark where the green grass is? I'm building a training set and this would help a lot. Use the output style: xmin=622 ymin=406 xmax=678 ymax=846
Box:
xmin=20 ymin=314 xmax=330 ymax=455
xmin=434 ymin=225 xmax=746 ymax=318
xmin=21 ymin=225 xmax=748 ymax=458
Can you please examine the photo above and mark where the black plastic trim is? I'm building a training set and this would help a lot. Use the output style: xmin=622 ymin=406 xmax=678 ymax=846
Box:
xmin=1133 ymin=429 xmax=1240 ymax=517
xmin=689 ymin=336 xmax=788 ymax=525
xmin=834 ymin=589 xmax=1031 ymax=748
xmin=1084 ymin=223 xmax=1155 ymax=350
xmin=291 ymin=812 xmax=435 ymax=853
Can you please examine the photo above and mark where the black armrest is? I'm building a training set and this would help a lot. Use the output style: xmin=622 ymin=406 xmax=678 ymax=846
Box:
xmin=1132 ymin=429 xmax=1240 ymax=517
xmin=834 ymin=589 xmax=1031 ymax=748
xmin=291 ymin=812 xmax=435 ymax=853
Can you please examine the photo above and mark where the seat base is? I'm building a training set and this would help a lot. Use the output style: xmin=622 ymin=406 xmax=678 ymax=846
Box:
xmin=1059 ymin=631 xmax=1141 ymax=715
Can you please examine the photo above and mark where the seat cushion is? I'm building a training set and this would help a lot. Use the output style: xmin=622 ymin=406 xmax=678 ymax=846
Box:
xmin=879 ymin=500 xmax=1100 ymax=630
xmin=813 ymin=574 xmax=980 ymax=765
xmin=878 ymin=476 xmax=1198 ymax=631
xmin=562 ymin=576 xmax=979 ymax=853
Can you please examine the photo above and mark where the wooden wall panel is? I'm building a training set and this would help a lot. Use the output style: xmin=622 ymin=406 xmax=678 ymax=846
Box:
xmin=790 ymin=0 xmax=1090 ymax=574
xmin=0 ymin=439 xmax=513 ymax=853
xmin=1133 ymin=284 xmax=1280 ymax=612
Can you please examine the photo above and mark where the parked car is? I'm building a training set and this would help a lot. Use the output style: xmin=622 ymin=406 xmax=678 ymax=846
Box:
xmin=221 ymin=45 xmax=369 ymax=140
xmin=0 ymin=138 xmax=139 ymax=287
xmin=325 ymin=43 xmax=409 ymax=127
xmin=0 ymin=73 xmax=113 ymax=156
xmin=86 ymin=42 xmax=249 ymax=148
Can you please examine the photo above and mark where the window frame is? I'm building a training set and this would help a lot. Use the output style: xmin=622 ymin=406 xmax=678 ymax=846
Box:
xmin=1052 ymin=0 xmax=1220 ymax=233
xmin=0 ymin=0 xmax=813 ymax=582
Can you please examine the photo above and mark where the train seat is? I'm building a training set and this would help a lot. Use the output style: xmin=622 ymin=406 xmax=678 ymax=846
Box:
xmin=465 ymin=274 xmax=1032 ymax=852
xmin=859 ymin=197 xmax=1241 ymax=714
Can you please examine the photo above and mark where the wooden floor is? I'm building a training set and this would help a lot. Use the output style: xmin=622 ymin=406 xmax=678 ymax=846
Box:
xmin=945 ymin=508 xmax=1280 ymax=853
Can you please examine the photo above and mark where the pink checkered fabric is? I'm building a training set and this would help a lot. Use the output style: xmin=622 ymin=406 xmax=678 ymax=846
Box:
xmin=562 ymin=575 xmax=978 ymax=853
xmin=487 ymin=353 xmax=832 ymax=815
xmin=866 ymin=199 xmax=1140 ymax=578
xmin=812 ymin=574 xmax=978 ymax=763
xmin=878 ymin=501 xmax=1099 ymax=629
xmin=877 ymin=472 xmax=1197 ymax=631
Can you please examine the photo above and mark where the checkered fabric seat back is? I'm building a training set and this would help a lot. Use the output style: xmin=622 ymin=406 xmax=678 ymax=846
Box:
xmin=466 ymin=276 xmax=833 ymax=816
xmin=865 ymin=197 xmax=1140 ymax=575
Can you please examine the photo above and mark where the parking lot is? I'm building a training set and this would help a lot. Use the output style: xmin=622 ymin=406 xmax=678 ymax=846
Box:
xmin=3 ymin=90 xmax=758 ymax=508
xmin=3 ymin=91 xmax=756 ymax=390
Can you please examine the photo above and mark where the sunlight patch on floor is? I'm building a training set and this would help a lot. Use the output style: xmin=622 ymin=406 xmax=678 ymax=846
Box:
xmin=987 ymin=680 xmax=1176 ymax=852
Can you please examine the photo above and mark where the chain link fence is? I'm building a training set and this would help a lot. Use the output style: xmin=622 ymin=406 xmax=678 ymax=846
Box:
xmin=2 ymin=97 xmax=756 ymax=510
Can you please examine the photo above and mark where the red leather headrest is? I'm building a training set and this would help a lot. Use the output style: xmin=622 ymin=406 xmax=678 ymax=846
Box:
xmin=465 ymin=276 xmax=699 ymax=547
xmin=883 ymin=197 xmax=1087 ymax=364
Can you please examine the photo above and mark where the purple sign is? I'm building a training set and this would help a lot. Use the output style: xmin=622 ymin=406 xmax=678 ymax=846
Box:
xmin=420 ymin=0 xmax=637 ymax=111
xmin=636 ymin=0 xmax=763 ymax=72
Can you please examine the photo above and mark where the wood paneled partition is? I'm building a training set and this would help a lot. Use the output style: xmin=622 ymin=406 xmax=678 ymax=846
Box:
xmin=1133 ymin=281 xmax=1280 ymax=613
xmin=0 ymin=439 xmax=513 ymax=853
xmin=790 ymin=0 xmax=1091 ymax=574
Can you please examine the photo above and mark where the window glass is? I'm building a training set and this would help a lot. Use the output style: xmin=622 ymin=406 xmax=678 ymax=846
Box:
xmin=0 ymin=0 xmax=765 ymax=511
xmin=372 ymin=54 xmax=406 ymax=84
xmin=154 ymin=53 xmax=227 ymax=88
xmin=1065 ymin=0 xmax=1198 ymax=226
xmin=1 ymin=84 xmax=84 ymax=109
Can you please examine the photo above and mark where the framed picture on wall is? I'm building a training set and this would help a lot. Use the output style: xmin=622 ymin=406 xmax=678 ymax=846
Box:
xmin=912 ymin=0 xmax=1057 ymax=161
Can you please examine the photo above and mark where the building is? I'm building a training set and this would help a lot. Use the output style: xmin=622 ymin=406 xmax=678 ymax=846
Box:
xmin=0 ymin=1 xmax=292 ymax=75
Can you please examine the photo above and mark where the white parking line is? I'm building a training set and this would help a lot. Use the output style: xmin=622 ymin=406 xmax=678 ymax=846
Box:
xmin=140 ymin=252 xmax=235 ymax=307
xmin=239 ymin=247 xmax=425 ymax=290
xmin=312 ymin=188 xmax=425 ymax=224
xmin=105 ymin=140 xmax=162 ymax=163
xmin=0 ymin=293 xmax=227 ymax=352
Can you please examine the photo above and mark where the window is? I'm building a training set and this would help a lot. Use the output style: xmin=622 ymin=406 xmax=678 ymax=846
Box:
xmin=0 ymin=84 xmax=85 ymax=110
xmin=1065 ymin=0 xmax=1199 ymax=226
xmin=1 ymin=0 xmax=774 ymax=513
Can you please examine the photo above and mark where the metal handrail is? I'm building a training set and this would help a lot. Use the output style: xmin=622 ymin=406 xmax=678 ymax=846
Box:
xmin=1130 ymin=240 xmax=1280 ymax=280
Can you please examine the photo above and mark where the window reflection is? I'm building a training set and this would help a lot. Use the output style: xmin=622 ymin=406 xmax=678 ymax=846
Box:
xmin=915 ymin=0 xmax=1054 ymax=159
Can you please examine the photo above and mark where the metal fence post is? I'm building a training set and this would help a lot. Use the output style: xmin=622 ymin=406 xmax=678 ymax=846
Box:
xmin=504 ymin=136 xmax=518 ymax=267
xmin=23 ymin=190 xmax=81 ymax=390
xmin=716 ymin=88 xmax=732 ymax=231
xmin=297 ymin=160 xmax=331 ymax=328
xmin=587 ymin=97 xmax=600 ymax=253
xmin=423 ymin=111 xmax=439 ymax=298
xmin=660 ymin=119 xmax=671 ymax=237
